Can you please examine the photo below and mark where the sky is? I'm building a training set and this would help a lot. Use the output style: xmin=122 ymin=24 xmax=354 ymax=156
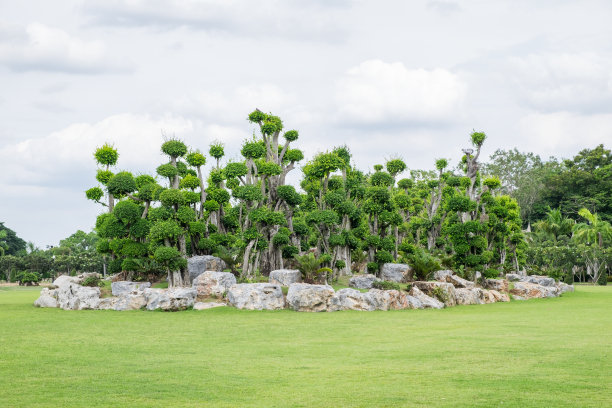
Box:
xmin=1 ymin=0 xmax=611 ymax=248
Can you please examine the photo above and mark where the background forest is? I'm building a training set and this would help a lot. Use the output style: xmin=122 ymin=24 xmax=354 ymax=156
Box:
xmin=2 ymin=112 xmax=610 ymax=286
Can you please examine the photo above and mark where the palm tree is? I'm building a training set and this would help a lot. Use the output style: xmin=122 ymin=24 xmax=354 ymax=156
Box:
xmin=573 ymin=208 xmax=612 ymax=248
xmin=533 ymin=207 xmax=575 ymax=242
xmin=0 ymin=230 xmax=8 ymax=256
xmin=573 ymin=208 xmax=612 ymax=284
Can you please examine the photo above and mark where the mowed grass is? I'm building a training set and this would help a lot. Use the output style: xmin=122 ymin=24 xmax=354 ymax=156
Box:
xmin=0 ymin=286 xmax=611 ymax=407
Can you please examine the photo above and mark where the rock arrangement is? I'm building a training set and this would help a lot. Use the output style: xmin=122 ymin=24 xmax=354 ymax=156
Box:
xmin=35 ymin=268 xmax=574 ymax=313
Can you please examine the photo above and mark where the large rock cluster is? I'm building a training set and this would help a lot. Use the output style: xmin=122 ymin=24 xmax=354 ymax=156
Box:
xmin=35 ymin=269 xmax=574 ymax=313
xmin=34 ymin=274 xmax=197 ymax=311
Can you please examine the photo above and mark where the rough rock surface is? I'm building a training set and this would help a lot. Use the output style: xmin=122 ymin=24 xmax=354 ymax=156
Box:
xmin=348 ymin=274 xmax=381 ymax=289
xmin=53 ymin=281 xmax=101 ymax=310
xmin=510 ymin=282 xmax=558 ymax=299
xmin=34 ymin=288 xmax=58 ymax=308
xmin=434 ymin=270 xmax=454 ymax=281
xmin=187 ymin=255 xmax=227 ymax=282
xmin=489 ymin=290 xmax=510 ymax=302
xmin=523 ymin=275 xmax=555 ymax=287
xmin=480 ymin=289 xmax=497 ymax=304
xmin=287 ymin=283 xmax=335 ymax=312
xmin=506 ymin=273 xmax=522 ymax=282
xmin=227 ymin=283 xmax=285 ymax=310
xmin=193 ymin=302 xmax=227 ymax=310
xmin=445 ymin=274 xmax=475 ymax=289
xmin=269 ymin=269 xmax=301 ymax=286
xmin=329 ymin=288 xmax=376 ymax=311
xmin=409 ymin=286 xmax=444 ymax=309
xmin=381 ymin=263 xmax=412 ymax=282
xmin=413 ymin=281 xmax=457 ymax=307
xmin=144 ymin=288 xmax=197 ymax=311
xmin=192 ymin=271 xmax=236 ymax=299
xmin=454 ymin=288 xmax=485 ymax=305
xmin=111 ymin=281 xmax=151 ymax=296
xmin=484 ymin=278 xmax=509 ymax=292
xmin=556 ymin=282 xmax=574 ymax=294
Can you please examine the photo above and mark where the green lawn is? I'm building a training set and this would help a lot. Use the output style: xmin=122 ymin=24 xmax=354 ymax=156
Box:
xmin=0 ymin=286 xmax=610 ymax=407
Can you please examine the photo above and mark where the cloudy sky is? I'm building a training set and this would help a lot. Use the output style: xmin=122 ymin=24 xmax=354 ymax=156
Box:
xmin=1 ymin=0 xmax=611 ymax=247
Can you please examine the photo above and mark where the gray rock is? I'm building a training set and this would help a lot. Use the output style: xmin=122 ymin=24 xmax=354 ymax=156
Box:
xmin=51 ymin=274 xmax=81 ymax=288
xmin=510 ymin=282 xmax=558 ymax=299
xmin=144 ymin=287 xmax=197 ymax=311
xmin=287 ymin=283 xmax=335 ymax=312
xmin=269 ymin=269 xmax=301 ymax=286
xmin=56 ymin=283 xmax=101 ymax=310
xmin=434 ymin=270 xmax=454 ymax=281
xmin=480 ymin=289 xmax=497 ymax=303
xmin=111 ymin=281 xmax=151 ymax=296
xmin=192 ymin=271 xmax=236 ymax=299
xmin=329 ymin=288 xmax=411 ymax=311
xmin=113 ymin=293 xmax=147 ymax=311
xmin=445 ymin=274 xmax=475 ymax=289
xmin=484 ymin=278 xmax=509 ymax=292
xmin=413 ymin=281 xmax=457 ymax=307
xmin=34 ymin=288 xmax=58 ymax=308
xmin=227 ymin=283 xmax=285 ymax=310
xmin=329 ymin=288 xmax=377 ymax=311
xmin=97 ymin=297 xmax=118 ymax=310
xmin=409 ymin=286 xmax=444 ymax=309
xmin=187 ymin=255 xmax=227 ymax=282
xmin=523 ymin=275 xmax=555 ymax=287
xmin=556 ymin=282 xmax=574 ymax=294
xmin=193 ymin=302 xmax=227 ymax=310
xmin=348 ymin=274 xmax=381 ymax=289
xmin=381 ymin=263 xmax=412 ymax=282
xmin=454 ymin=288 xmax=485 ymax=305
xmin=506 ymin=273 xmax=522 ymax=282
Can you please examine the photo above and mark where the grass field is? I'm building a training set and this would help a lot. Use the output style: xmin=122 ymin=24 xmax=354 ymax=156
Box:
xmin=0 ymin=286 xmax=610 ymax=407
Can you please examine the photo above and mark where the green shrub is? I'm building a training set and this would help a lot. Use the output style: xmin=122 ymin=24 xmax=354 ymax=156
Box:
xmin=372 ymin=281 xmax=400 ymax=290
xmin=82 ymin=275 xmax=103 ymax=287
xmin=597 ymin=271 xmax=608 ymax=286
xmin=482 ymin=268 xmax=500 ymax=279
xmin=367 ymin=262 xmax=379 ymax=274
xmin=432 ymin=286 xmax=448 ymax=303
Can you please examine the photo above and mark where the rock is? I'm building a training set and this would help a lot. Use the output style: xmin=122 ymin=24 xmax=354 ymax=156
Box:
xmin=113 ymin=293 xmax=147 ymax=311
xmin=480 ymin=289 xmax=497 ymax=304
xmin=409 ymin=286 xmax=444 ymax=309
xmin=144 ymin=287 xmax=197 ymax=311
xmin=454 ymin=288 xmax=484 ymax=305
xmin=405 ymin=295 xmax=424 ymax=309
xmin=445 ymin=274 xmax=475 ymax=289
xmin=473 ymin=271 xmax=482 ymax=282
xmin=187 ymin=255 xmax=227 ymax=282
xmin=329 ymin=288 xmax=377 ymax=311
xmin=97 ymin=297 xmax=118 ymax=310
xmin=56 ymin=283 xmax=101 ymax=310
xmin=556 ymin=282 xmax=574 ymax=294
xmin=269 ymin=269 xmax=301 ymax=286
xmin=505 ymin=273 xmax=522 ymax=282
xmin=368 ymin=289 xmax=411 ymax=310
xmin=489 ymin=290 xmax=510 ymax=302
xmin=413 ymin=281 xmax=457 ymax=307
xmin=51 ymin=274 xmax=80 ymax=288
xmin=484 ymin=279 xmax=509 ymax=292
xmin=192 ymin=271 xmax=236 ymax=299
xmin=381 ymin=263 xmax=412 ymax=282
xmin=111 ymin=281 xmax=151 ymax=296
xmin=34 ymin=288 xmax=58 ymax=308
xmin=348 ymin=274 xmax=381 ymax=289
xmin=287 ymin=283 xmax=334 ymax=312
xmin=510 ymin=282 xmax=558 ymax=299
xmin=193 ymin=302 xmax=227 ymax=310
xmin=523 ymin=275 xmax=555 ymax=287
xmin=434 ymin=270 xmax=454 ymax=281
xmin=227 ymin=283 xmax=285 ymax=310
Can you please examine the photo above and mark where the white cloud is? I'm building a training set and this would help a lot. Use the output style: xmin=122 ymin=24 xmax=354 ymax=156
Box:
xmin=517 ymin=111 xmax=612 ymax=155
xmin=0 ymin=23 xmax=128 ymax=73
xmin=509 ymin=53 xmax=612 ymax=113
xmin=335 ymin=60 xmax=467 ymax=125
xmin=0 ymin=113 xmax=193 ymax=188
xmin=83 ymin=0 xmax=347 ymax=41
